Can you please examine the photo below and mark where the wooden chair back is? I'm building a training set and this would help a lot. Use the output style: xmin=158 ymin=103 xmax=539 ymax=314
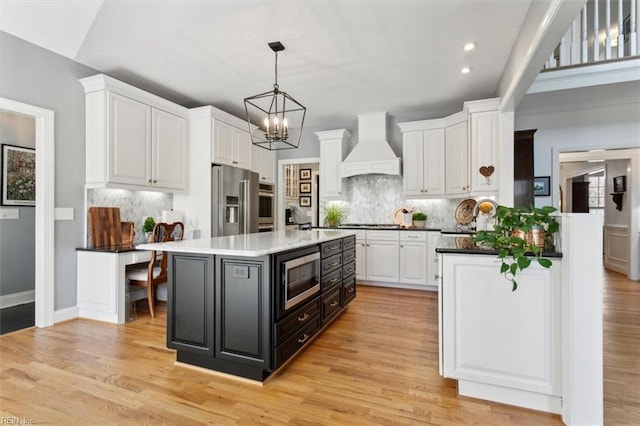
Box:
xmin=149 ymin=222 xmax=184 ymax=282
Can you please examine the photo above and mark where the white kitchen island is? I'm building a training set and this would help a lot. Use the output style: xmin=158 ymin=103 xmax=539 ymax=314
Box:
xmin=436 ymin=214 xmax=604 ymax=426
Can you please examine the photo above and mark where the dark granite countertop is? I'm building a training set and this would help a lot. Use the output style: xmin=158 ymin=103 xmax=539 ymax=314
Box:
xmin=317 ymin=225 xmax=442 ymax=231
xmin=76 ymin=244 xmax=142 ymax=253
xmin=435 ymin=235 xmax=563 ymax=258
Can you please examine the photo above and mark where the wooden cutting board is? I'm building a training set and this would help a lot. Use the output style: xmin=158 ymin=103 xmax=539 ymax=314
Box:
xmin=88 ymin=207 xmax=122 ymax=247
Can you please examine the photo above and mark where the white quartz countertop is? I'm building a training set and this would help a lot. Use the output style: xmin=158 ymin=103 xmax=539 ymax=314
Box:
xmin=136 ymin=229 xmax=357 ymax=257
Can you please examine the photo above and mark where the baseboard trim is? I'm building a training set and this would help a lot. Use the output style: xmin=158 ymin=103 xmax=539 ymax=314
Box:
xmin=55 ymin=306 xmax=79 ymax=324
xmin=0 ymin=290 xmax=35 ymax=309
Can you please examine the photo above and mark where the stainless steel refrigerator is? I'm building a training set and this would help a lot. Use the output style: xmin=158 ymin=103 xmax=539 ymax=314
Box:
xmin=211 ymin=164 xmax=259 ymax=236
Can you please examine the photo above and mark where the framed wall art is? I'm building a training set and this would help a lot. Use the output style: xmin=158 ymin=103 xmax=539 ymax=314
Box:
xmin=299 ymin=196 xmax=311 ymax=207
xmin=2 ymin=144 xmax=36 ymax=206
xmin=299 ymin=182 xmax=311 ymax=194
xmin=533 ymin=176 xmax=550 ymax=197
xmin=299 ymin=168 xmax=311 ymax=180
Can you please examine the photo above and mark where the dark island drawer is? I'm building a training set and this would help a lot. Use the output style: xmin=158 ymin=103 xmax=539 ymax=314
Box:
xmin=321 ymin=253 xmax=342 ymax=275
xmin=342 ymin=247 xmax=355 ymax=263
xmin=322 ymin=268 xmax=342 ymax=292
xmin=342 ymin=235 xmax=356 ymax=250
xmin=275 ymin=317 xmax=321 ymax=368
xmin=274 ymin=297 xmax=321 ymax=345
xmin=343 ymin=274 xmax=356 ymax=305
xmin=343 ymin=260 xmax=356 ymax=277
xmin=322 ymin=287 xmax=342 ymax=324
xmin=321 ymin=239 xmax=342 ymax=258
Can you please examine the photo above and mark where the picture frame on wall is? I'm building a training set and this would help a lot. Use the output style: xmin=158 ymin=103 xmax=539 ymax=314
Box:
xmin=533 ymin=176 xmax=550 ymax=197
xmin=299 ymin=182 xmax=311 ymax=194
xmin=299 ymin=168 xmax=311 ymax=180
xmin=299 ymin=196 xmax=311 ymax=207
xmin=2 ymin=144 xmax=36 ymax=206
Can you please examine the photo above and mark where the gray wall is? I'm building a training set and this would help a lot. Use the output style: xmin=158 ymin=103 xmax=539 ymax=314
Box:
xmin=0 ymin=111 xmax=36 ymax=296
xmin=0 ymin=31 xmax=98 ymax=309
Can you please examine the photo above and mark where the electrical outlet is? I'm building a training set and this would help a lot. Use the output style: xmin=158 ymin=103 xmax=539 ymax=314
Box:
xmin=0 ymin=208 xmax=19 ymax=219
xmin=55 ymin=207 xmax=74 ymax=220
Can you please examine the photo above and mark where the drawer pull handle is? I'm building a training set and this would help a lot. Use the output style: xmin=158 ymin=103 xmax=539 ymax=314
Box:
xmin=330 ymin=300 xmax=339 ymax=307
xmin=348 ymin=287 xmax=355 ymax=293
xmin=298 ymin=334 xmax=310 ymax=344
xmin=298 ymin=313 xmax=309 ymax=322
xmin=330 ymin=277 xmax=339 ymax=283
xmin=329 ymin=261 xmax=339 ymax=267
xmin=408 ymin=235 xmax=418 ymax=238
xmin=328 ymin=245 xmax=339 ymax=250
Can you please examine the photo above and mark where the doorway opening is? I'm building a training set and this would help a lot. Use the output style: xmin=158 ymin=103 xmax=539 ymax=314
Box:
xmin=277 ymin=157 xmax=320 ymax=230
xmin=557 ymin=148 xmax=639 ymax=280
xmin=0 ymin=97 xmax=55 ymax=328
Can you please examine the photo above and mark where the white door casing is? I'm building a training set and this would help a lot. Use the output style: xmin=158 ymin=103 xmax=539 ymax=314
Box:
xmin=0 ymin=97 xmax=55 ymax=327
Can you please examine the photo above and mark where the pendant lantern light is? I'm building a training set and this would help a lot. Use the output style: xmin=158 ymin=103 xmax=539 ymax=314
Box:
xmin=244 ymin=41 xmax=306 ymax=150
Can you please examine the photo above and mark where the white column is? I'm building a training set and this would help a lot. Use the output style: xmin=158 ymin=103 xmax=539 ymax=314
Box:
xmin=605 ymin=0 xmax=612 ymax=59
xmin=571 ymin=17 xmax=580 ymax=64
xmin=633 ymin=0 xmax=638 ymax=55
xmin=593 ymin=0 xmax=600 ymax=61
xmin=618 ymin=0 xmax=625 ymax=58
xmin=559 ymin=28 xmax=570 ymax=66
xmin=581 ymin=5 xmax=589 ymax=63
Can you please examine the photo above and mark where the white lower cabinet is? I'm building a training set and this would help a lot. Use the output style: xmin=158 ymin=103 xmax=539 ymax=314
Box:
xmin=366 ymin=239 xmax=400 ymax=282
xmin=399 ymin=232 xmax=428 ymax=285
xmin=354 ymin=230 xmax=439 ymax=289
xmin=440 ymin=253 xmax=562 ymax=413
xmin=77 ymin=250 xmax=152 ymax=324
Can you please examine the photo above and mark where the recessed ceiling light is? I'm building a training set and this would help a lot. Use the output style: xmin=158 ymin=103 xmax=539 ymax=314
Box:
xmin=460 ymin=67 xmax=471 ymax=74
xmin=464 ymin=43 xmax=475 ymax=51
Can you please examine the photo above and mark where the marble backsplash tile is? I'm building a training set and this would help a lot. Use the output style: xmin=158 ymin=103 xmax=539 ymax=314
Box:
xmin=87 ymin=188 xmax=173 ymax=244
xmin=339 ymin=175 xmax=464 ymax=227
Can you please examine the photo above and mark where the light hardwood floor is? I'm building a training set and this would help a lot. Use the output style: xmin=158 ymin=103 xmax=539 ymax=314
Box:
xmin=0 ymin=269 xmax=637 ymax=424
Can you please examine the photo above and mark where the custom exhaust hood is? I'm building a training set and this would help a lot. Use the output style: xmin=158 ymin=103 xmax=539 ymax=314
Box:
xmin=341 ymin=112 xmax=401 ymax=177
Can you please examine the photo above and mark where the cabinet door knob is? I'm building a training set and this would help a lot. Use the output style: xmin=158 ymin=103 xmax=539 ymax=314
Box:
xmin=435 ymin=274 xmax=440 ymax=280
xmin=153 ymin=180 xmax=157 ymax=184
xmin=148 ymin=179 xmax=152 ymax=184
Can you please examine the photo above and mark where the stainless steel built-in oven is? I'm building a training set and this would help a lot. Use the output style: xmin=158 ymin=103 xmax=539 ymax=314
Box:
xmin=274 ymin=246 xmax=320 ymax=319
xmin=258 ymin=183 xmax=274 ymax=228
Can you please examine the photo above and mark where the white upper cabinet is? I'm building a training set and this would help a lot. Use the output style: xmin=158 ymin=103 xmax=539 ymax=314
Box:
xmin=468 ymin=99 xmax=500 ymax=194
xmin=316 ymin=129 xmax=351 ymax=199
xmin=401 ymin=126 xmax=445 ymax=198
xmin=80 ymin=74 xmax=189 ymax=193
xmin=445 ymin=120 xmax=470 ymax=196
xmin=252 ymin=145 xmax=276 ymax=184
xmin=398 ymin=98 xmax=501 ymax=199
xmin=213 ymin=120 xmax=252 ymax=170
xmin=152 ymin=108 xmax=189 ymax=190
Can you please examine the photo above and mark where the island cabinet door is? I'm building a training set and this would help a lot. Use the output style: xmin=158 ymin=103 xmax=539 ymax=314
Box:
xmin=167 ymin=253 xmax=215 ymax=356
xmin=215 ymin=256 xmax=272 ymax=370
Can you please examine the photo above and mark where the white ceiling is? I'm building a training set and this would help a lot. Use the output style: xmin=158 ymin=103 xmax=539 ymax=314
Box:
xmin=1 ymin=0 xmax=560 ymax=132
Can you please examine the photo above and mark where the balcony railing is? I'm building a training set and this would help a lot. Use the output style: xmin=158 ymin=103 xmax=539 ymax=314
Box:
xmin=544 ymin=0 xmax=638 ymax=69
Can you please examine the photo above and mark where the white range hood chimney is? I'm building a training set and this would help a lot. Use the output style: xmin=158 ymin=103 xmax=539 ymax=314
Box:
xmin=341 ymin=112 xmax=401 ymax=177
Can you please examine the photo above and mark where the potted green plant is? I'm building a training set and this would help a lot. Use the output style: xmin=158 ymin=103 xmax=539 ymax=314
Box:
xmin=472 ymin=205 xmax=559 ymax=291
xmin=143 ymin=217 xmax=156 ymax=241
xmin=412 ymin=211 xmax=427 ymax=228
xmin=322 ymin=203 xmax=348 ymax=228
